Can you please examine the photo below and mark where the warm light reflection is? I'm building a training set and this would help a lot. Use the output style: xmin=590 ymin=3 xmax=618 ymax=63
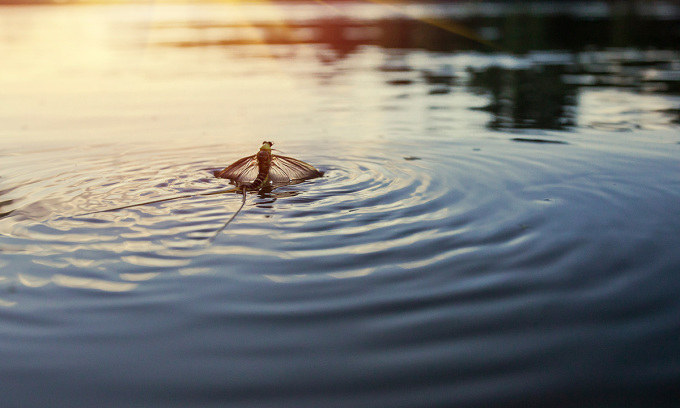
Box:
xmin=290 ymin=229 xmax=440 ymax=258
xmin=32 ymin=259 xmax=70 ymax=269
xmin=264 ymin=274 xmax=308 ymax=283
xmin=52 ymin=274 xmax=138 ymax=292
xmin=0 ymin=298 xmax=17 ymax=308
xmin=120 ymin=272 xmax=161 ymax=281
xmin=327 ymin=267 xmax=375 ymax=279
xmin=18 ymin=273 xmax=52 ymax=288
xmin=178 ymin=267 xmax=211 ymax=276
xmin=399 ymin=246 xmax=478 ymax=269
xmin=264 ymin=267 xmax=376 ymax=283
xmin=121 ymin=255 xmax=192 ymax=267
xmin=362 ymin=0 xmax=501 ymax=50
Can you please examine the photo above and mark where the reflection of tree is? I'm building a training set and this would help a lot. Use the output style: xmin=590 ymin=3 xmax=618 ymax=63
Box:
xmin=468 ymin=66 xmax=577 ymax=130
xmin=315 ymin=17 xmax=364 ymax=64
xmin=157 ymin=11 xmax=680 ymax=54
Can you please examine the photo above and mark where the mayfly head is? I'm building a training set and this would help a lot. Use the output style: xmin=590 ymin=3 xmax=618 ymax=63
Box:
xmin=260 ymin=141 xmax=273 ymax=151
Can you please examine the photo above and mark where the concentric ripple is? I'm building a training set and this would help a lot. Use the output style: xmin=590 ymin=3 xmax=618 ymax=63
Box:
xmin=0 ymin=140 xmax=458 ymax=285
xmin=2 ymin=133 xmax=680 ymax=293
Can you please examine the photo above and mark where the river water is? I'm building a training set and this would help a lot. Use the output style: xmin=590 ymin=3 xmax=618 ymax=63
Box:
xmin=1 ymin=3 xmax=680 ymax=407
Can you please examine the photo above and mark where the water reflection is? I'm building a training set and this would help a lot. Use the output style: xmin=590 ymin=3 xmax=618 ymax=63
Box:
xmin=264 ymin=267 xmax=375 ymax=283
xmin=144 ymin=5 xmax=680 ymax=132
xmin=1 ymin=3 xmax=680 ymax=408
xmin=52 ymin=274 xmax=138 ymax=292
xmin=468 ymin=65 xmax=578 ymax=130
xmin=16 ymin=272 xmax=137 ymax=292
xmin=150 ymin=4 xmax=680 ymax=53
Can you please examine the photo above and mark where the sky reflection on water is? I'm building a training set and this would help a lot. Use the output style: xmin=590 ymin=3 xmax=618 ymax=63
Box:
xmin=2 ymin=2 xmax=680 ymax=145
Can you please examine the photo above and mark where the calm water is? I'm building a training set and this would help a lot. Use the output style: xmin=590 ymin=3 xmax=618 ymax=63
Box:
xmin=1 ymin=3 xmax=680 ymax=407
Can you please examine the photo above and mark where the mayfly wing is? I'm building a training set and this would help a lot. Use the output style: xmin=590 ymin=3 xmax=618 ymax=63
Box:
xmin=215 ymin=154 xmax=259 ymax=182
xmin=269 ymin=155 xmax=323 ymax=183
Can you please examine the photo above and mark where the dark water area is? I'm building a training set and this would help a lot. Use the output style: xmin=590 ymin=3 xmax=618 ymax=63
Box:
xmin=1 ymin=2 xmax=680 ymax=407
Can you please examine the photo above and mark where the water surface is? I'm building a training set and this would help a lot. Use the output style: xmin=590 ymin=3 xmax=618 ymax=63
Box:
xmin=1 ymin=3 xmax=680 ymax=407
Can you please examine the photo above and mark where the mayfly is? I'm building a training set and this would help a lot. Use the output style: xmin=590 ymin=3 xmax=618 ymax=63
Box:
xmin=75 ymin=141 xmax=323 ymax=240
xmin=208 ymin=141 xmax=323 ymax=238
xmin=215 ymin=141 xmax=323 ymax=188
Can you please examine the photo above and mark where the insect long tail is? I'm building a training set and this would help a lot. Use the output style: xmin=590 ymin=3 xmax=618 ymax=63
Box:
xmin=72 ymin=188 xmax=240 ymax=217
xmin=64 ymin=184 xmax=247 ymax=243
xmin=208 ymin=186 xmax=247 ymax=242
